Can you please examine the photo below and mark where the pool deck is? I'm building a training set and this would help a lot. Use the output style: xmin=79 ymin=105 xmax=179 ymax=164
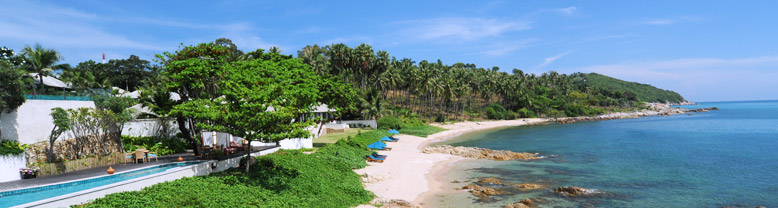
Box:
xmin=0 ymin=145 xmax=278 ymax=192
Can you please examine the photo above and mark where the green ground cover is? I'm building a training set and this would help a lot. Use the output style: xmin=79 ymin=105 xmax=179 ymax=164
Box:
xmin=79 ymin=129 xmax=400 ymax=208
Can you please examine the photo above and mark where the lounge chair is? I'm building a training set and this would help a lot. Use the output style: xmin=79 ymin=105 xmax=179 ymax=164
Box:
xmin=374 ymin=146 xmax=392 ymax=151
xmin=147 ymin=151 xmax=158 ymax=162
xmin=388 ymin=136 xmax=400 ymax=142
xmin=372 ymin=152 xmax=387 ymax=158
xmin=367 ymin=154 xmax=385 ymax=163
xmin=380 ymin=137 xmax=397 ymax=142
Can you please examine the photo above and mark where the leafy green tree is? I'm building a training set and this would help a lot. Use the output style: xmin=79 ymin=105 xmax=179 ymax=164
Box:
xmin=1 ymin=47 xmax=29 ymax=137
xmin=47 ymin=107 xmax=70 ymax=162
xmin=172 ymin=52 xmax=354 ymax=173
xmin=214 ymin=38 xmax=244 ymax=61
xmin=157 ymin=42 xmax=233 ymax=155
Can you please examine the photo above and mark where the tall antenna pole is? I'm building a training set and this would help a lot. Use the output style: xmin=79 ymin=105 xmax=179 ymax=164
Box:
xmin=102 ymin=53 xmax=106 ymax=64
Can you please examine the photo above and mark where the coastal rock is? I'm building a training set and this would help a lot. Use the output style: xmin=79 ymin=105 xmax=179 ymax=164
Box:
xmin=478 ymin=177 xmax=502 ymax=185
xmin=462 ymin=184 xmax=504 ymax=197
xmin=423 ymin=145 xmax=540 ymax=161
xmin=504 ymin=198 xmax=538 ymax=208
xmin=553 ymin=186 xmax=602 ymax=196
xmin=512 ymin=183 xmax=544 ymax=190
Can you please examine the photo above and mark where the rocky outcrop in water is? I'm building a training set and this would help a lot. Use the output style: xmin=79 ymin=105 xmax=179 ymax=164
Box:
xmin=553 ymin=186 xmax=603 ymax=196
xmin=504 ymin=198 xmax=539 ymax=208
xmin=513 ymin=183 xmax=544 ymax=190
xmin=479 ymin=177 xmax=502 ymax=185
xmin=462 ymin=184 xmax=505 ymax=197
xmin=423 ymin=145 xmax=540 ymax=161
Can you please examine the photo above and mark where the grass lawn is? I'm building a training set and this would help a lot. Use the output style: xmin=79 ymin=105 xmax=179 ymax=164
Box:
xmin=313 ymin=128 xmax=372 ymax=148
xmin=398 ymin=125 xmax=446 ymax=137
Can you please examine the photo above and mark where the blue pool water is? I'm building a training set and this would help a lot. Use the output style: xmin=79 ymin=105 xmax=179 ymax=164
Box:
xmin=0 ymin=161 xmax=202 ymax=207
xmin=432 ymin=101 xmax=778 ymax=207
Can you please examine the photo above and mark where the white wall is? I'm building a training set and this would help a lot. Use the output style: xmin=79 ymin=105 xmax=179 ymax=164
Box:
xmin=0 ymin=100 xmax=95 ymax=144
xmin=0 ymin=154 xmax=27 ymax=183
xmin=122 ymin=119 xmax=180 ymax=137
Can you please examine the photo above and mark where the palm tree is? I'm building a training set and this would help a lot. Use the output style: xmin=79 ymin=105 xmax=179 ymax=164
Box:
xmin=21 ymin=44 xmax=68 ymax=96
xmin=359 ymin=88 xmax=391 ymax=119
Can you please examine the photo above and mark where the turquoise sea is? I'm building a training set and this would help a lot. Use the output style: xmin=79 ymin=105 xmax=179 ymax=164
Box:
xmin=429 ymin=101 xmax=778 ymax=208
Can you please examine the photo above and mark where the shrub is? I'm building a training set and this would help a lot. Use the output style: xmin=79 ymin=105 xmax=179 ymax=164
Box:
xmin=122 ymin=136 xmax=188 ymax=155
xmin=402 ymin=116 xmax=425 ymax=127
xmin=504 ymin=110 xmax=517 ymax=120
xmin=485 ymin=103 xmax=507 ymax=120
xmin=0 ymin=139 xmax=25 ymax=156
xmin=377 ymin=116 xmax=404 ymax=130
xmin=516 ymin=108 xmax=537 ymax=118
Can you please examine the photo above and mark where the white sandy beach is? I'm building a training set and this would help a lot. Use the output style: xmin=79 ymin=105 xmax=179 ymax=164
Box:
xmin=354 ymin=119 xmax=548 ymax=207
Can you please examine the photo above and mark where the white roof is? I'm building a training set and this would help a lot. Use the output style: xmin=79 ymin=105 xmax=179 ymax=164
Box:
xmin=313 ymin=103 xmax=333 ymax=113
xmin=28 ymin=73 xmax=71 ymax=89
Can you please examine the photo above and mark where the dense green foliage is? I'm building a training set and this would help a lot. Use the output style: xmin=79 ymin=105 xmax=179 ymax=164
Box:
xmin=377 ymin=116 xmax=404 ymax=130
xmin=576 ymin=73 xmax=686 ymax=103
xmin=0 ymin=139 xmax=25 ymax=156
xmin=121 ymin=136 xmax=189 ymax=156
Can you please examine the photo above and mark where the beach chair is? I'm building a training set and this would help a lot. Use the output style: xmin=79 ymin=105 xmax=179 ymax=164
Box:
xmin=147 ymin=151 xmax=158 ymax=162
xmin=388 ymin=136 xmax=400 ymax=142
xmin=375 ymin=146 xmax=392 ymax=151
xmin=372 ymin=152 xmax=387 ymax=158
xmin=366 ymin=154 xmax=385 ymax=163
xmin=380 ymin=136 xmax=397 ymax=143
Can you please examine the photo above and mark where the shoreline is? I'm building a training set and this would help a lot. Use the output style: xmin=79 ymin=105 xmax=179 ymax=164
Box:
xmin=356 ymin=104 xmax=703 ymax=207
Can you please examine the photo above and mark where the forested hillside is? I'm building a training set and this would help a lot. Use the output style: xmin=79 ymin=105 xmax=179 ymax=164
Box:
xmin=575 ymin=73 xmax=686 ymax=104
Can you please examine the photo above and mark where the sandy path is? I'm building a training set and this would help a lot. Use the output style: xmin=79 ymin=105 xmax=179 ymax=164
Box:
xmin=354 ymin=119 xmax=548 ymax=207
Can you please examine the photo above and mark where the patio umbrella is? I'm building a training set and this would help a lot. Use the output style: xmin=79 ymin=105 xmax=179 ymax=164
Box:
xmin=388 ymin=129 xmax=400 ymax=134
xmin=367 ymin=141 xmax=386 ymax=149
xmin=379 ymin=137 xmax=393 ymax=142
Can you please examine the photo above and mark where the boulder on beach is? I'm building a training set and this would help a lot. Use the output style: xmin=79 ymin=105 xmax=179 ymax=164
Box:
xmin=553 ymin=186 xmax=602 ymax=196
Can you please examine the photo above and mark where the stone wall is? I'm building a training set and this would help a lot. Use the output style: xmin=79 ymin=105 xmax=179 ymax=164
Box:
xmin=24 ymin=134 xmax=124 ymax=164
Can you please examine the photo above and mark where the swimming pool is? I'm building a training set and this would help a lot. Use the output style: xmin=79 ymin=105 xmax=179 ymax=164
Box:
xmin=0 ymin=161 xmax=203 ymax=207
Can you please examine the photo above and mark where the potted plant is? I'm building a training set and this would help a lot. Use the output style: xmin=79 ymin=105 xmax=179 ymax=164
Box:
xmin=20 ymin=164 xmax=40 ymax=179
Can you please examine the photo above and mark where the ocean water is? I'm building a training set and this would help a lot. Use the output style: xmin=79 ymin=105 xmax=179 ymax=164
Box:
xmin=429 ymin=101 xmax=778 ymax=208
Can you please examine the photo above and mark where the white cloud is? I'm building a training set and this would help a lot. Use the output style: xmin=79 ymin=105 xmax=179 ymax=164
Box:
xmin=483 ymin=39 xmax=537 ymax=56
xmin=554 ymin=7 xmax=578 ymax=15
xmin=396 ymin=17 xmax=530 ymax=42
xmin=643 ymin=16 xmax=704 ymax=25
xmin=535 ymin=51 xmax=573 ymax=69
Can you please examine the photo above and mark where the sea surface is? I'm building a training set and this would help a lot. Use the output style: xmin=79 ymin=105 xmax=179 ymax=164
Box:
xmin=427 ymin=101 xmax=778 ymax=208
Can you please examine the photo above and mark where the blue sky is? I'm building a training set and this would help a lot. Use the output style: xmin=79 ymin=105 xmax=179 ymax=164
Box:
xmin=2 ymin=0 xmax=777 ymax=102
